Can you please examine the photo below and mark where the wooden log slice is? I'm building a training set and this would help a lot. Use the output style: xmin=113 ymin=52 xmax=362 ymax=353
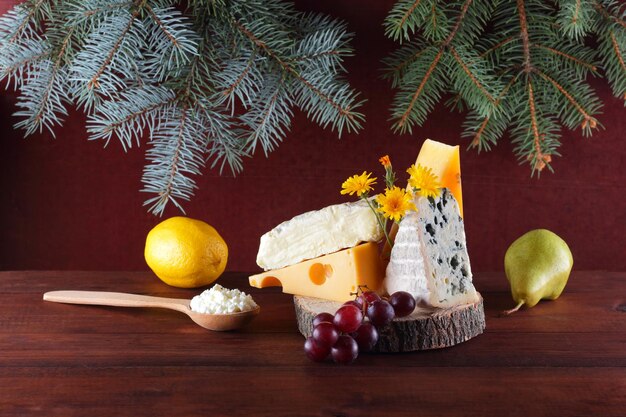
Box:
xmin=294 ymin=294 xmax=485 ymax=352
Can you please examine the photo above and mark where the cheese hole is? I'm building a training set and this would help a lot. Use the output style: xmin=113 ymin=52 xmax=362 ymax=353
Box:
xmin=309 ymin=263 xmax=332 ymax=285
xmin=445 ymin=278 xmax=450 ymax=285
xmin=260 ymin=276 xmax=282 ymax=287
xmin=324 ymin=264 xmax=334 ymax=278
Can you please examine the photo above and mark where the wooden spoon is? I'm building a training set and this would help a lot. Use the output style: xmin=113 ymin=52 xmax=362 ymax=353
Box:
xmin=43 ymin=290 xmax=260 ymax=331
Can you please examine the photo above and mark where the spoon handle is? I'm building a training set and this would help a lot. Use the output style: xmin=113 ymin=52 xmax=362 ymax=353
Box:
xmin=43 ymin=290 xmax=190 ymax=313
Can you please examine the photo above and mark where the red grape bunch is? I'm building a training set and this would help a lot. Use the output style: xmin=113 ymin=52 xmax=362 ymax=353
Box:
xmin=304 ymin=290 xmax=416 ymax=364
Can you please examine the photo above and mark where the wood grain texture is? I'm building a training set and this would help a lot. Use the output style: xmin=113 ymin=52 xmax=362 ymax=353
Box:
xmin=294 ymin=295 xmax=486 ymax=351
xmin=0 ymin=271 xmax=624 ymax=417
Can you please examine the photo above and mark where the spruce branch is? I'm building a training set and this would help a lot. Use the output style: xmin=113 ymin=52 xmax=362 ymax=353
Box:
xmin=610 ymin=31 xmax=626 ymax=70
xmin=393 ymin=46 xmax=444 ymax=132
xmin=230 ymin=16 xmax=364 ymax=135
xmin=0 ymin=0 xmax=48 ymax=44
xmin=385 ymin=0 xmax=618 ymax=172
xmin=240 ymin=72 xmax=293 ymax=156
xmin=1 ymin=0 xmax=363 ymax=214
xmin=535 ymin=69 xmax=599 ymax=132
xmin=385 ymin=0 xmax=429 ymax=42
xmin=532 ymin=42 xmax=598 ymax=75
xmin=87 ymin=85 xmax=177 ymax=149
xmin=593 ymin=1 xmax=626 ymax=30
xmin=142 ymin=103 xmax=207 ymax=216
xmin=0 ymin=37 xmax=48 ymax=88
xmin=463 ymin=74 xmax=518 ymax=151
xmin=390 ymin=0 xmax=490 ymax=133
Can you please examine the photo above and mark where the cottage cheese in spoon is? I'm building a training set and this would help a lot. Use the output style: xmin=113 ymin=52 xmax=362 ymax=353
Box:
xmin=190 ymin=284 xmax=257 ymax=314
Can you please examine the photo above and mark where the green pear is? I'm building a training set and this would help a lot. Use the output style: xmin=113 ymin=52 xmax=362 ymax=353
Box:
xmin=502 ymin=229 xmax=573 ymax=315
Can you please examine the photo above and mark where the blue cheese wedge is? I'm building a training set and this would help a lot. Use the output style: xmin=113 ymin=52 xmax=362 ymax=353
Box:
xmin=384 ymin=188 xmax=479 ymax=308
xmin=257 ymin=199 xmax=384 ymax=270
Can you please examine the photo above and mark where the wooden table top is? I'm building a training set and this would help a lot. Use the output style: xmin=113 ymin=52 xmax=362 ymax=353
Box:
xmin=1 ymin=270 xmax=624 ymax=416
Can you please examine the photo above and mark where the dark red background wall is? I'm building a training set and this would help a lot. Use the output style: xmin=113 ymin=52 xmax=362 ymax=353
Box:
xmin=1 ymin=0 xmax=624 ymax=273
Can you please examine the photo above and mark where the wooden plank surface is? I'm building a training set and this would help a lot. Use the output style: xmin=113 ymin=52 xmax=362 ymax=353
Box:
xmin=0 ymin=270 xmax=624 ymax=417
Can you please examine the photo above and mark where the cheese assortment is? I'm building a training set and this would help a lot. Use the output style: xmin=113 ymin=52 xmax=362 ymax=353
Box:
xmin=250 ymin=138 xmax=479 ymax=309
xmin=384 ymin=189 xmax=479 ymax=308
xmin=256 ymin=199 xmax=383 ymax=271
xmin=250 ymin=242 xmax=384 ymax=302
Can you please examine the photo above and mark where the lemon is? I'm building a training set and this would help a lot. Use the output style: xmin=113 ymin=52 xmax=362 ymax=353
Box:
xmin=144 ymin=216 xmax=228 ymax=288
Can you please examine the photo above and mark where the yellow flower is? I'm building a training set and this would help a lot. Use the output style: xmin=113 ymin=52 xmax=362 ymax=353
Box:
xmin=341 ymin=171 xmax=377 ymax=197
xmin=379 ymin=155 xmax=391 ymax=168
xmin=375 ymin=186 xmax=416 ymax=222
xmin=407 ymin=164 xmax=441 ymax=198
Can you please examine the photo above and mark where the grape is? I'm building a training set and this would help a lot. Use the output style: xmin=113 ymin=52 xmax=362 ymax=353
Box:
xmin=389 ymin=291 xmax=416 ymax=318
xmin=343 ymin=300 xmax=361 ymax=309
xmin=312 ymin=322 xmax=339 ymax=347
xmin=312 ymin=312 xmax=334 ymax=328
xmin=333 ymin=305 xmax=363 ymax=333
xmin=331 ymin=335 xmax=359 ymax=364
xmin=367 ymin=300 xmax=395 ymax=327
xmin=358 ymin=291 xmax=381 ymax=308
xmin=304 ymin=337 xmax=330 ymax=362
xmin=351 ymin=322 xmax=379 ymax=352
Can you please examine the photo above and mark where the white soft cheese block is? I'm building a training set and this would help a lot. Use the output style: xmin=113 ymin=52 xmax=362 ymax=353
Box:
xmin=257 ymin=199 xmax=384 ymax=270
xmin=384 ymin=189 xmax=480 ymax=308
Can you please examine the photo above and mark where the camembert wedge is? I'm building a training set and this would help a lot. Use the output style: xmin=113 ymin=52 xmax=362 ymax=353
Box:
xmin=256 ymin=199 xmax=383 ymax=271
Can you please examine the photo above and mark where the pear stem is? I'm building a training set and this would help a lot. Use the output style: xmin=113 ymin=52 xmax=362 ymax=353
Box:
xmin=500 ymin=300 xmax=525 ymax=317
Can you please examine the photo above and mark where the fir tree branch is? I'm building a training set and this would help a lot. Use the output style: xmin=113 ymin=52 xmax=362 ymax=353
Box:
xmin=3 ymin=51 xmax=47 ymax=73
xmin=146 ymin=5 xmax=179 ymax=47
xmin=88 ymin=86 xmax=177 ymax=148
xmin=535 ymin=69 xmax=598 ymax=129
xmin=142 ymin=102 xmax=208 ymax=215
xmin=430 ymin=3 xmax=438 ymax=32
xmin=532 ymin=43 xmax=597 ymax=71
xmin=444 ymin=0 xmax=474 ymax=47
xmin=288 ymin=49 xmax=340 ymax=64
xmin=469 ymin=74 xmax=518 ymax=147
xmin=471 ymin=116 xmax=490 ymax=147
xmin=397 ymin=49 xmax=443 ymax=128
xmin=232 ymin=18 xmax=346 ymax=115
xmin=397 ymin=0 xmax=474 ymax=128
xmin=398 ymin=1 xmax=424 ymax=35
xmin=161 ymin=104 xmax=188 ymax=209
xmin=1 ymin=0 xmax=366 ymax=214
xmin=572 ymin=0 xmax=581 ymax=25
xmin=87 ymin=6 xmax=141 ymax=90
xmin=527 ymin=80 xmax=548 ymax=170
xmin=14 ymin=26 xmax=75 ymax=136
xmin=381 ymin=41 xmax=429 ymax=87
xmin=231 ymin=17 xmax=361 ymax=131
xmin=449 ymin=45 xmax=496 ymax=103
xmin=517 ymin=0 xmax=533 ymax=73
xmin=101 ymin=99 xmax=171 ymax=139
xmin=610 ymin=31 xmax=626 ymax=72
xmin=221 ymin=55 xmax=254 ymax=97
xmin=394 ymin=48 xmax=428 ymax=74
xmin=0 ymin=44 xmax=48 ymax=86
xmin=79 ymin=1 xmax=134 ymax=20
xmin=478 ymin=36 xmax=515 ymax=58
xmin=7 ymin=0 xmax=46 ymax=44
xmin=593 ymin=1 xmax=626 ymax=30
xmin=31 ymin=27 xmax=73 ymax=126
xmin=242 ymin=72 xmax=292 ymax=155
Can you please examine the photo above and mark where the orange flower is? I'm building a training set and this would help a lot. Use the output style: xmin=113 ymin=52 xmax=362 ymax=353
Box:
xmin=407 ymin=164 xmax=441 ymax=198
xmin=375 ymin=186 xmax=416 ymax=222
xmin=379 ymin=155 xmax=391 ymax=168
xmin=340 ymin=171 xmax=377 ymax=197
